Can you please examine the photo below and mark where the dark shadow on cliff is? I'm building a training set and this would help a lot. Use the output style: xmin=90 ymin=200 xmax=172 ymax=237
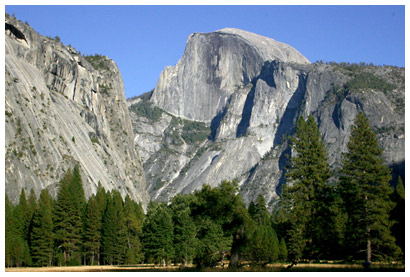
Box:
xmin=390 ymin=160 xmax=405 ymax=187
xmin=276 ymin=145 xmax=291 ymax=196
xmin=273 ymin=72 xmax=307 ymax=146
xmin=5 ymin=22 xmax=27 ymax=42
xmin=236 ymin=61 xmax=279 ymax=138
xmin=236 ymin=85 xmax=256 ymax=137
xmin=210 ymin=105 xmax=228 ymax=141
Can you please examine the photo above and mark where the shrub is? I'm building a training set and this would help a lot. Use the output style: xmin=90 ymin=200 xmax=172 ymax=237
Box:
xmin=129 ymin=102 xmax=163 ymax=122
xmin=84 ymin=54 xmax=111 ymax=71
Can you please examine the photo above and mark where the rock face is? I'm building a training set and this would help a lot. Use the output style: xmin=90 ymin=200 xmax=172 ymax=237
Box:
xmin=130 ymin=28 xmax=405 ymax=207
xmin=150 ymin=28 xmax=310 ymax=122
xmin=5 ymin=16 xmax=149 ymax=206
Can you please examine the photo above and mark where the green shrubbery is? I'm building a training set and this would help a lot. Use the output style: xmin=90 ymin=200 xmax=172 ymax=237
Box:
xmin=323 ymin=62 xmax=400 ymax=105
xmin=84 ymin=54 xmax=111 ymax=71
xmin=346 ymin=72 xmax=396 ymax=93
xmin=181 ymin=120 xmax=210 ymax=144
xmin=331 ymin=62 xmax=397 ymax=94
xmin=129 ymin=102 xmax=163 ymax=122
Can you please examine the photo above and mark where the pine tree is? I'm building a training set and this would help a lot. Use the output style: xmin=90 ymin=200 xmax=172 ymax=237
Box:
xmin=13 ymin=189 xmax=28 ymax=240
xmin=30 ymin=189 xmax=54 ymax=266
xmin=124 ymin=195 xmax=144 ymax=264
xmin=278 ymin=238 xmax=288 ymax=262
xmin=245 ymin=194 xmax=279 ymax=266
xmin=82 ymin=195 xmax=103 ymax=265
xmin=94 ymin=183 xmax=108 ymax=265
xmin=101 ymin=192 xmax=116 ymax=265
xmin=53 ymin=166 xmax=85 ymax=265
xmin=170 ymin=194 xmax=198 ymax=266
xmin=5 ymin=194 xmax=15 ymax=267
xmin=142 ymin=202 xmax=174 ymax=266
xmin=27 ymin=188 xmax=38 ymax=257
xmin=12 ymin=190 xmax=33 ymax=266
xmin=101 ymin=190 xmax=127 ymax=265
xmin=249 ymin=194 xmax=270 ymax=225
xmin=246 ymin=224 xmax=279 ymax=266
xmin=338 ymin=112 xmax=400 ymax=262
xmin=5 ymin=194 xmax=31 ymax=267
xmin=279 ymin=115 xmax=331 ymax=261
xmin=111 ymin=190 xmax=128 ymax=264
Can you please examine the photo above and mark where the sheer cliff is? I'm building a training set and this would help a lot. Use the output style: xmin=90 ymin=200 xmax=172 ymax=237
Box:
xmin=130 ymin=29 xmax=404 ymax=207
xmin=5 ymin=16 xmax=149 ymax=206
xmin=150 ymin=28 xmax=310 ymax=122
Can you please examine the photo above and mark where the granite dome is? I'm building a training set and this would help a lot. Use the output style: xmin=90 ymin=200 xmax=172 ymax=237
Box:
xmin=150 ymin=28 xmax=310 ymax=122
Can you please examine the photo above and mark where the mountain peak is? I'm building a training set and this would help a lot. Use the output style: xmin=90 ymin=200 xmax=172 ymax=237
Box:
xmin=214 ymin=27 xmax=310 ymax=65
xmin=151 ymin=27 xmax=310 ymax=122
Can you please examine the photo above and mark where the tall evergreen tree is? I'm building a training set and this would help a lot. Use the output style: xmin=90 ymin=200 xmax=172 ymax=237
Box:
xmin=13 ymin=189 xmax=28 ymax=240
xmin=5 ymin=195 xmax=12 ymax=267
xmin=142 ymin=202 xmax=175 ymax=266
xmin=249 ymin=194 xmax=270 ymax=225
xmin=170 ymin=194 xmax=198 ymax=266
xmin=245 ymin=194 xmax=279 ymax=266
xmin=338 ymin=112 xmax=400 ymax=262
xmin=101 ymin=192 xmax=116 ymax=265
xmin=30 ymin=189 xmax=54 ymax=266
xmin=5 ymin=194 xmax=15 ymax=267
xmin=101 ymin=190 xmax=127 ymax=265
xmin=27 ymin=188 xmax=38 ymax=256
xmin=53 ymin=166 xmax=85 ymax=265
xmin=11 ymin=189 xmax=32 ymax=266
xmin=94 ymin=183 xmax=108 ymax=265
xmin=5 ymin=194 xmax=31 ymax=267
xmin=82 ymin=194 xmax=103 ymax=265
xmin=246 ymin=224 xmax=279 ymax=266
xmin=124 ymin=195 xmax=144 ymax=264
xmin=279 ymin=115 xmax=332 ymax=261
xmin=278 ymin=238 xmax=288 ymax=262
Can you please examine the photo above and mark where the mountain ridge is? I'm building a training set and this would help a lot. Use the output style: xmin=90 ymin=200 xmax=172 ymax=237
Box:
xmin=130 ymin=29 xmax=404 ymax=207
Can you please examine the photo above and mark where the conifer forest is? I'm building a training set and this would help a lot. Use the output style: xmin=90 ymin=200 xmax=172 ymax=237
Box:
xmin=5 ymin=113 xmax=405 ymax=270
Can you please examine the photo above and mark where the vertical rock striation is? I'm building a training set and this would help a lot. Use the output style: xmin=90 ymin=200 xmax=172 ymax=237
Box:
xmin=5 ymin=16 xmax=149 ymax=206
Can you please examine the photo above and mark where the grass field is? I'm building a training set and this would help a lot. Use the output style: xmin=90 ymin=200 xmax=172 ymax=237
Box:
xmin=5 ymin=263 xmax=405 ymax=272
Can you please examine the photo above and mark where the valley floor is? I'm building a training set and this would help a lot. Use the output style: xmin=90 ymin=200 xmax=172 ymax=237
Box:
xmin=5 ymin=262 xmax=404 ymax=272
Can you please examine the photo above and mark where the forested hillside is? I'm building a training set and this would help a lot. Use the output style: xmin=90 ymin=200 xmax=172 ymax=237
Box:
xmin=6 ymin=113 xmax=404 ymax=269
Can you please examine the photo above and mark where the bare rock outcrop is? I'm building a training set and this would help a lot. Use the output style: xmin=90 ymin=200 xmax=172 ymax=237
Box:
xmin=5 ymin=16 xmax=149 ymax=206
xmin=150 ymin=28 xmax=310 ymax=122
xmin=130 ymin=29 xmax=404 ymax=208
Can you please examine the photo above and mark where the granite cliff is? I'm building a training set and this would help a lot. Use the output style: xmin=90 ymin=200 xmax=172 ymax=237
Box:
xmin=5 ymin=17 xmax=404 ymax=209
xmin=5 ymin=16 xmax=149 ymax=205
xmin=130 ymin=28 xmax=404 ymax=207
xmin=150 ymin=28 xmax=309 ymax=122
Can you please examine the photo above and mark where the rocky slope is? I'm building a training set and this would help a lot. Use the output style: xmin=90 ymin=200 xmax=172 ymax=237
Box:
xmin=150 ymin=28 xmax=310 ymax=122
xmin=130 ymin=29 xmax=405 ymax=207
xmin=5 ymin=16 xmax=149 ymax=206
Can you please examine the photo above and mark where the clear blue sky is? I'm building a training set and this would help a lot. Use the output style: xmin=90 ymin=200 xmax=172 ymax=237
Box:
xmin=5 ymin=5 xmax=405 ymax=98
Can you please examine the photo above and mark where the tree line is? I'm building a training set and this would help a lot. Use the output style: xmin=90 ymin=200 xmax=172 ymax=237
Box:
xmin=5 ymin=112 xmax=404 ymax=268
